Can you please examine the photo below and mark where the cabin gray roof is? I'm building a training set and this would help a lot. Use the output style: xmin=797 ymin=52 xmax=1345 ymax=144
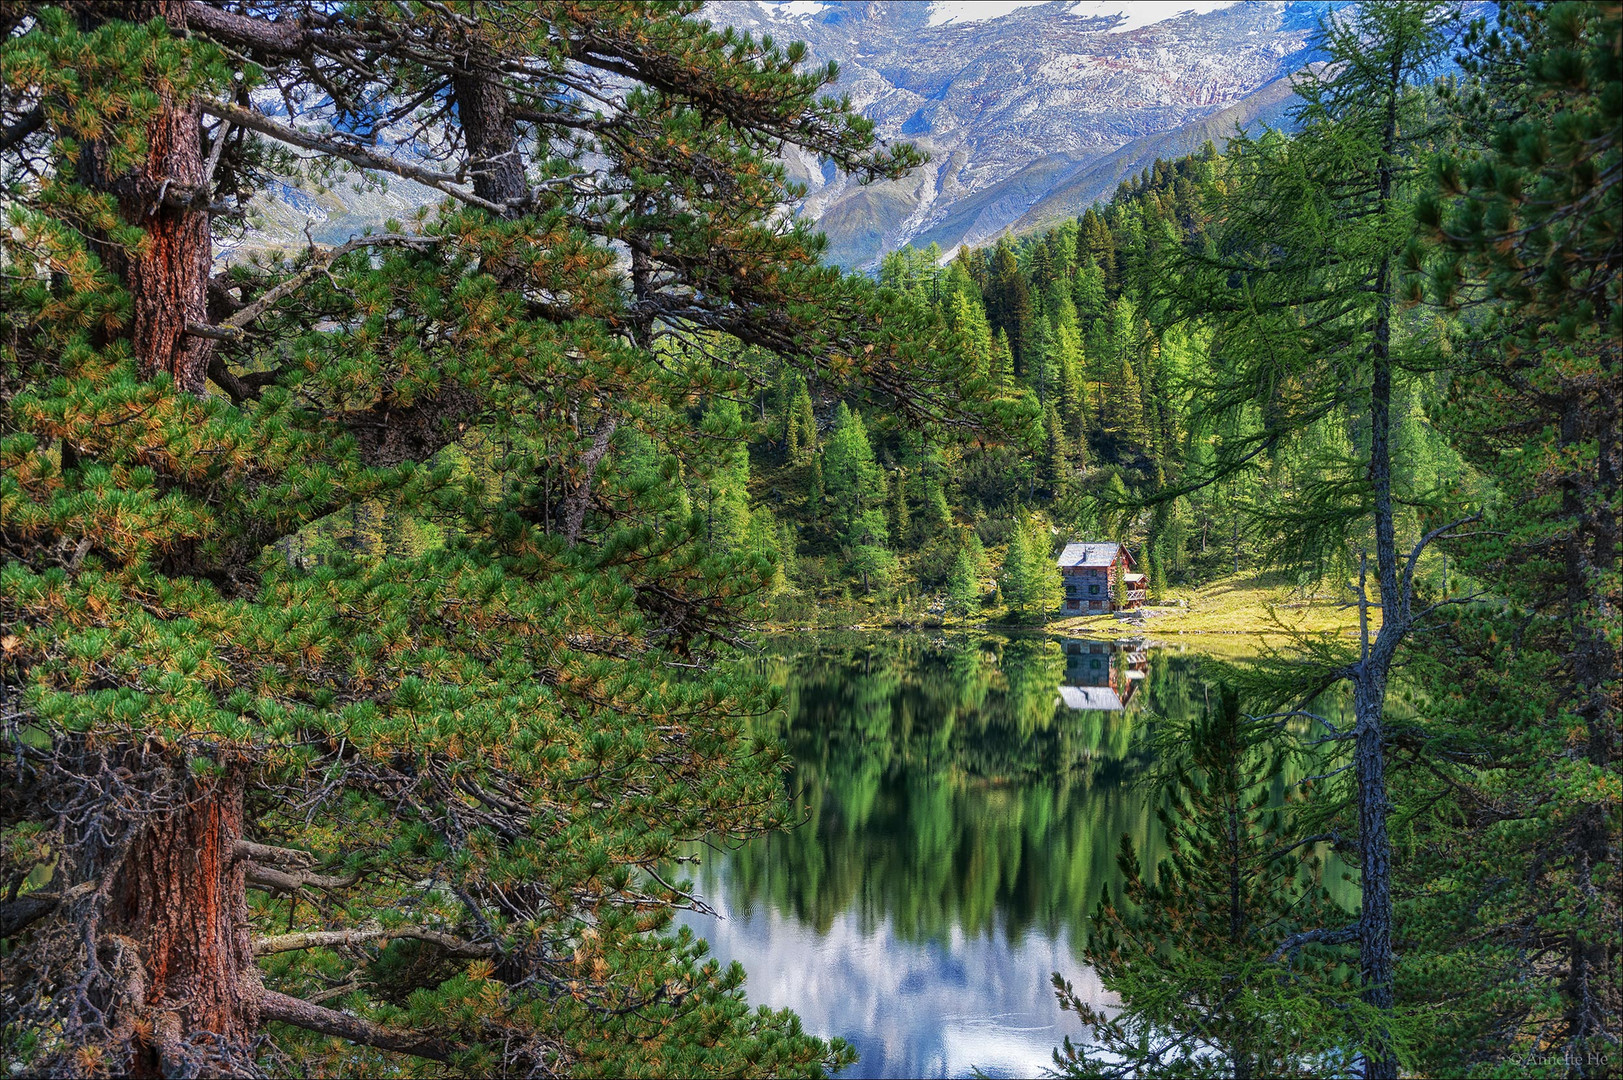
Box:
xmin=1057 ymin=542 xmax=1122 ymax=568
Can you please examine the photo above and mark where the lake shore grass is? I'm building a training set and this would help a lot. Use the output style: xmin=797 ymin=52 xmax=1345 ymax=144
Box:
xmin=1050 ymin=572 xmax=1373 ymax=638
xmin=757 ymin=572 xmax=1374 ymax=642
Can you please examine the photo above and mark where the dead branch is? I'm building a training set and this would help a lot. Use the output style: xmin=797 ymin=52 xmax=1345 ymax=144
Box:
xmin=258 ymin=988 xmax=457 ymax=1062
xmin=244 ymin=863 xmax=359 ymax=894
xmin=252 ymin=926 xmax=496 ymax=957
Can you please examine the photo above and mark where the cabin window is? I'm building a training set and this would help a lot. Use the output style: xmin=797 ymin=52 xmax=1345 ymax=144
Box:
xmin=1089 ymin=584 xmax=1100 ymax=596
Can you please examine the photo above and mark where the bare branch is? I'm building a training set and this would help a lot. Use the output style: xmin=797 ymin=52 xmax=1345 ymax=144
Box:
xmin=1400 ymin=512 xmax=1484 ymax=622
xmin=0 ymin=892 xmax=60 ymax=936
xmin=253 ymin=926 xmax=496 ymax=958
xmin=244 ymin=863 xmax=359 ymax=893
xmin=258 ymin=989 xmax=456 ymax=1062
xmin=1268 ymin=924 xmax=1360 ymax=963
xmin=563 ymin=417 xmax=618 ymax=545
xmin=0 ymin=104 xmax=45 ymax=153
xmin=232 ymin=840 xmax=315 ymax=867
xmin=201 ymin=99 xmax=508 ymax=214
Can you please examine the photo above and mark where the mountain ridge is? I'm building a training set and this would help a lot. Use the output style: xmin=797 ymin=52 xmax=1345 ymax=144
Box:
xmin=711 ymin=0 xmax=1332 ymax=264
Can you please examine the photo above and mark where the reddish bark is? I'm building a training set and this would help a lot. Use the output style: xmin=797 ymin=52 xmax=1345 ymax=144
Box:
xmin=75 ymin=0 xmax=215 ymax=394
xmin=109 ymin=766 xmax=258 ymax=1076
xmin=125 ymin=93 xmax=215 ymax=395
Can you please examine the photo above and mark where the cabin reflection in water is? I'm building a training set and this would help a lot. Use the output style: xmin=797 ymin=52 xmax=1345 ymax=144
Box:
xmin=1058 ymin=637 xmax=1149 ymax=712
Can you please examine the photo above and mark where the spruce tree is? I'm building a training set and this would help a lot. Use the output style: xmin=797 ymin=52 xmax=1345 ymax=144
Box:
xmin=0 ymin=3 xmax=966 ymax=1075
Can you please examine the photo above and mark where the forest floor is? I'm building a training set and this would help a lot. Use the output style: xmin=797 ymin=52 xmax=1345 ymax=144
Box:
xmin=1049 ymin=572 xmax=1370 ymax=639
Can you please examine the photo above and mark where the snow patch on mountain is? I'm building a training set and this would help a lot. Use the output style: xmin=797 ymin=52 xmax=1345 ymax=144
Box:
xmin=926 ymin=1 xmax=1052 ymax=27
xmin=1066 ymin=1 xmax=1239 ymax=33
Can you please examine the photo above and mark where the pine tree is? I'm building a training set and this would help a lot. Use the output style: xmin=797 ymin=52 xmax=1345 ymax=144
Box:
xmin=821 ymin=403 xmax=881 ymax=534
xmin=891 ymin=466 xmax=911 ymax=546
xmin=946 ymin=547 xmax=981 ymax=619
xmin=1043 ymin=403 xmax=1070 ymax=498
xmin=999 ymin=512 xmax=1063 ymax=622
xmin=990 ymin=329 xmax=1016 ymax=389
xmin=790 ymin=379 xmax=819 ymax=463
xmin=0 ymin=4 xmax=964 ymax=1075
xmin=1397 ymin=4 xmax=1623 ymax=1072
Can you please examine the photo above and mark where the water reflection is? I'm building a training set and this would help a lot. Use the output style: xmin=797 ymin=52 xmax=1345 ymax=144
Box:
xmin=674 ymin=634 xmax=1312 ymax=1079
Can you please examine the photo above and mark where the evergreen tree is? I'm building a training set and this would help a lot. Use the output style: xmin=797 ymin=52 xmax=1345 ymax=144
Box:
xmin=1161 ymin=7 xmax=1461 ymax=1073
xmin=1397 ymin=4 xmax=1623 ymax=1072
xmin=0 ymin=3 xmax=962 ymax=1075
xmin=891 ymin=466 xmax=911 ymax=546
xmin=1043 ymin=403 xmax=1071 ymax=498
xmin=999 ymin=513 xmax=1063 ymax=621
xmin=990 ymin=329 xmax=1016 ymax=389
xmin=788 ymin=377 xmax=819 ymax=464
xmin=945 ymin=547 xmax=981 ymax=619
xmin=821 ymin=403 xmax=882 ymax=535
xmin=948 ymin=290 xmax=994 ymax=382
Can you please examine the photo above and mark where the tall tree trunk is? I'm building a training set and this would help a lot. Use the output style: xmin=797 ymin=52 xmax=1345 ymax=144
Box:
xmin=76 ymin=0 xmax=214 ymax=393
xmin=106 ymin=762 xmax=258 ymax=1077
xmin=451 ymin=59 xmax=527 ymax=210
xmin=1560 ymin=385 xmax=1620 ymax=1069
xmin=1354 ymin=52 xmax=1404 ymax=1073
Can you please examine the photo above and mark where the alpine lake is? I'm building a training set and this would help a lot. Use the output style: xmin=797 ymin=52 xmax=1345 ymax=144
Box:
xmin=670 ymin=631 xmax=1356 ymax=1079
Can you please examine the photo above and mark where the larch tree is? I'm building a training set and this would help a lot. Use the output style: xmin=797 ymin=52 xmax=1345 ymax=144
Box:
xmin=0 ymin=2 xmax=976 ymax=1076
xmin=1158 ymin=4 xmax=1462 ymax=1075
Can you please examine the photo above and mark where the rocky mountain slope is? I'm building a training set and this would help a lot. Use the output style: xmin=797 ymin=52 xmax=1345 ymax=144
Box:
xmin=710 ymin=0 xmax=1333 ymax=265
xmin=232 ymin=2 xmax=1334 ymax=268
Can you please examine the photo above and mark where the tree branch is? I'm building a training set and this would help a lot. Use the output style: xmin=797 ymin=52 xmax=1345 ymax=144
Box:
xmin=0 ymin=892 xmax=59 ymax=936
xmin=233 ymin=840 xmax=315 ymax=867
xmin=244 ymin=863 xmax=359 ymax=893
xmin=200 ymin=99 xmax=508 ymax=214
xmin=1268 ymin=924 xmax=1360 ymax=963
xmin=1399 ymin=512 xmax=1483 ymax=622
xmin=258 ymin=988 xmax=456 ymax=1062
xmin=0 ymin=104 xmax=45 ymax=152
xmin=253 ymin=926 xmax=496 ymax=958
xmin=563 ymin=417 xmax=618 ymax=545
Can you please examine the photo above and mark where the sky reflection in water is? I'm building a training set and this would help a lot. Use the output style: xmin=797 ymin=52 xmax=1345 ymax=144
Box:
xmin=674 ymin=633 xmax=1231 ymax=1079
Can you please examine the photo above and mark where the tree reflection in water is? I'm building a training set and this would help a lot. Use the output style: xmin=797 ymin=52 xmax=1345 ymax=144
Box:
xmin=674 ymin=633 xmax=1353 ymax=1079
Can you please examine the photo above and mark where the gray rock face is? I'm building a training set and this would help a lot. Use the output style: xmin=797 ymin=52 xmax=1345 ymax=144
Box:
xmin=709 ymin=0 xmax=1332 ymax=265
xmin=231 ymin=2 xmax=1331 ymax=267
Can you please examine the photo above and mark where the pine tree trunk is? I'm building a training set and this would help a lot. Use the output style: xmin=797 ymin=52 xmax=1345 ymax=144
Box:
xmin=106 ymin=764 xmax=258 ymax=1077
xmin=1560 ymin=390 xmax=1620 ymax=1064
xmin=451 ymin=60 xmax=527 ymax=210
xmin=76 ymin=0 xmax=214 ymax=394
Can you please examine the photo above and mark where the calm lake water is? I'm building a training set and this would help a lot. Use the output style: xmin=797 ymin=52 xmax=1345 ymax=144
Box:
xmin=674 ymin=632 xmax=1280 ymax=1079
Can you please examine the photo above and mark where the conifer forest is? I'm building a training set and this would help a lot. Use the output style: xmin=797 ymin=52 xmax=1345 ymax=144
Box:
xmin=0 ymin=2 xmax=1617 ymax=1078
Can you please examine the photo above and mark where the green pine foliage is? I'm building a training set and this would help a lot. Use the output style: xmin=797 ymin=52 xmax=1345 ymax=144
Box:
xmin=0 ymin=3 xmax=983 ymax=1076
xmin=997 ymin=512 xmax=1063 ymax=622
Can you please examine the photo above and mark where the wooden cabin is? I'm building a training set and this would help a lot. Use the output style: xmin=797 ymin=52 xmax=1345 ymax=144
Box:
xmin=1056 ymin=541 xmax=1146 ymax=613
